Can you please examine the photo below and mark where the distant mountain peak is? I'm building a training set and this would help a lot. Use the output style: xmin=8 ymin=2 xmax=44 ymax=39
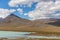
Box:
xmin=8 ymin=14 xmax=20 ymax=18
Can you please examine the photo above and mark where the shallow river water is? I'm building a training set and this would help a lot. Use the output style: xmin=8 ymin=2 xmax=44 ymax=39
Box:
xmin=0 ymin=31 xmax=60 ymax=39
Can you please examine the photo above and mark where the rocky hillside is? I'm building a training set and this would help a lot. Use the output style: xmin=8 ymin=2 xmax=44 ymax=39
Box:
xmin=0 ymin=14 xmax=60 ymax=32
xmin=0 ymin=14 xmax=31 ymax=27
xmin=0 ymin=14 xmax=60 ymax=27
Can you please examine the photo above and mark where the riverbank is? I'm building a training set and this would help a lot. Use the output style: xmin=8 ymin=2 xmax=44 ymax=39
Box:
xmin=0 ymin=38 xmax=60 ymax=40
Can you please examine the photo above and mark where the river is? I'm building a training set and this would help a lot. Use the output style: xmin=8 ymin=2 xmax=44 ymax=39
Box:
xmin=0 ymin=31 xmax=60 ymax=39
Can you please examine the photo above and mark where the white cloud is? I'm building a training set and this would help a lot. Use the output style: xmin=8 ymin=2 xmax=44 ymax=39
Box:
xmin=8 ymin=0 xmax=57 ymax=7
xmin=8 ymin=0 xmax=42 ymax=7
xmin=0 ymin=8 xmax=15 ymax=18
xmin=8 ymin=0 xmax=27 ymax=7
xmin=24 ymin=13 xmax=28 ymax=16
xmin=8 ymin=0 xmax=60 ymax=20
xmin=27 ymin=0 xmax=60 ymax=20
xmin=8 ymin=0 xmax=35 ymax=7
xmin=17 ymin=8 xmax=23 ymax=14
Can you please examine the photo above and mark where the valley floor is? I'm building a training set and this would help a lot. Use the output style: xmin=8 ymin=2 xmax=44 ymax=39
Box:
xmin=0 ymin=25 xmax=60 ymax=40
xmin=0 ymin=25 xmax=60 ymax=36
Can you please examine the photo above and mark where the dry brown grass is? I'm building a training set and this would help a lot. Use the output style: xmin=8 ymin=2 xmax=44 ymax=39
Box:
xmin=0 ymin=25 xmax=60 ymax=32
xmin=0 ymin=24 xmax=60 ymax=36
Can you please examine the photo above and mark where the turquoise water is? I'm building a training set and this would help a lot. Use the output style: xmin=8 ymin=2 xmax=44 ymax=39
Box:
xmin=0 ymin=31 xmax=32 ymax=38
xmin=0 ymin=31 xmax=60 ymax=39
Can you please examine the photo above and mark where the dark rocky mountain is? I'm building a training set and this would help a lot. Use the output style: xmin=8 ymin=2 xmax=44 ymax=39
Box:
xmin=48 ymin=19 xmax=60 ymax=27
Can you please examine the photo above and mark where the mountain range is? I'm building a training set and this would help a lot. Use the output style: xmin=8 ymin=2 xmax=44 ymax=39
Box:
xmin=0 ymin=14 xmax=60 ymax=32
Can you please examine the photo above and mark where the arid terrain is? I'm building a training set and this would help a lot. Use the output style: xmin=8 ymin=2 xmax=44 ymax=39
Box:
xmin=0 ymin=14 xmax=60 ymax=36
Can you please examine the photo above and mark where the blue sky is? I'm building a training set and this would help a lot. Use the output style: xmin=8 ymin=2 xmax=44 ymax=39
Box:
xmin=0 ymin=0 xmax=60 ymax=20
xmin=0 ymin=0 xmax=37 ymax=19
